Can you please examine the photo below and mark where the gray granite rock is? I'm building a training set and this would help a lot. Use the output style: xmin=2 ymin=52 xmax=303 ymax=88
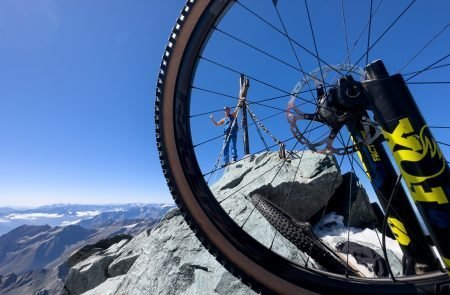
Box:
xmin=74 ymin=151 xmax=342 ymax=294
xmin=212 ymin=151 xmax=342 ymax=222
xmin=82 ymin=209 xmax=254 ymax=295
xmin=64 ymin=239 xmax=130 ymax=295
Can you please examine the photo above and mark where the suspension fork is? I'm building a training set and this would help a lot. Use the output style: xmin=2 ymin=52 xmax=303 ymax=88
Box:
xmin=363 ymin=60 xmax=450 ymax=275
xmin=348 ymin=122 xmax=439 ymax=274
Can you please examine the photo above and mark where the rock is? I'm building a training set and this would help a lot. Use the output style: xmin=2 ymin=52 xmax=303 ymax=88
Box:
xmin=107 ymin=254 xmax=139 ymax=277
xmin=0 ymin=273 xmax=17 ymax=290
xmin=82 ymin=275 xmax=125 ymax=295
xmin=67 ymin=234 xmax=132 ymax=268
xmin=0 ymin=269 xmax=64 ymax=295
xmin=65 ymin=151 xmax=391 ymax=294
xmin=316 ymin=172 xmax=378 ymax=228
xmin=64 ymin=239 xmax=131 ymax=295
xmin=0 ymin=207 xmax=167 ymax=295
xmin=80 ymin=209 xmax=255 ymax=295
xmin=214 ymin=271 xmax=252 ymax=295
xmin=213 ymin=151 xmax=342 ymax=222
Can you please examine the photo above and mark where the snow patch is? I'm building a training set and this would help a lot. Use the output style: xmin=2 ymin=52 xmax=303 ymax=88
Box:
xmin=124 ymin=223 xmax=138 ymax=229
xmin=75 ymin=211 xmax=101 ymax=217
xmin=61 ymin=219 xmax=82 ymax=226
xmin=314 ymin=212 xmax=403 ymax=277
xmin=6 ymin=213 xmax=64 ymax=220
xmin=111 ymin=208 xmax=126 ymax=212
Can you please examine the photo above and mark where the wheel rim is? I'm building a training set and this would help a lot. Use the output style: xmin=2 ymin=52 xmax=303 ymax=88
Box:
xmin=158 ymin=0 xmax=450 ymax=293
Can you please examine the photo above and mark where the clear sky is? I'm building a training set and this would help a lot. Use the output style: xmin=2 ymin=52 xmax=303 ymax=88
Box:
xmin=0 ymin=0 xmax=184 ymax=206
xmin=190 ymin=0 xmax=449 ymax=182
xmin=0 ymin=1 xmax=448 ymax=206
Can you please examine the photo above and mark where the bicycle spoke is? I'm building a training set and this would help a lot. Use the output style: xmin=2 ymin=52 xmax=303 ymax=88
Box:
xmin=340 ymin=0 xmax=351 ymax=65
xmin=241 ymin=196 xmax=262 ymax=229
xmin=200 ymin=56 xmax=312 ymax=101
xmin=162 ymin=0 xmax=450 ymax=288
xmin=281 ymin=100 xmax=326 ymax=204
xmin=193 ymin=99 xmax=313 ymax=148
xmin=365 ymin=0 xmax=374 ymax=66
xmin=335 ymin=135 xmax=439 ymax=280
xmin=269 ymin=228 xmax=278 ymax=250
xmin=217 ymin=127 xmax=330 ymax=204
xmin=351 ymin=0 xmax=417 ymax=72
xmin=193 ymin=102 xmax=321 ymax=148
xmin=235 ymin=0 xmax=345 ymax=77
xmin=271 ymin=1 xmax=317 ymax=101
xmin=217 ymin=140 xmax=301 ymax=204
xmin=398 ymin=23 xmax=449 ymax=73
xmin=336 ymin=133 xmax=391 ymax=278
xmin=346 ymin=149 xmax=386 ymax=271
xmin=305 ymin=133 xmax=354 ymax=267
xmin=403 ymin=63 xmax=450 ymax=77
xmin=304 ymin=0 xmax=327 ymax=88
xmin=405 ymin=54 xmax=449 ymax=81
xmin=204 ymin=135 xmax=293 ymax=179
xmin=338 ymin=0 xmax=383 ymax=71
xmin=214 ymin=27 xmax=330 ymax=88
xmin=190 ymin=86 xmax=295 ymax=113
xmin=345 ymin=142 xmax=355 ymax=277
xmin=437 ymin=141 xmax=450 ymax=148
xmin=407 ymin=81 xmax=450 ymax=85
xmin=199 ymin=56 xmax=344 ymax=115
xmin=268 ymin=108 xmax=323 ymax=187
xmin=430 ymin=126 xmax=450 ymax=129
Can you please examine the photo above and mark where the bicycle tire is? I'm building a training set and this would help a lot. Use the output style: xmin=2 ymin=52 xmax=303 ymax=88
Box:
xmin=155 ymin=0 xmax=450 ymax=294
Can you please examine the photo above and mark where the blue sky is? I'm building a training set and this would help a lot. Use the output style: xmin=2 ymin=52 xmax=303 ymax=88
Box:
xmin=0 ymin=1 xmax=448 ymax=206
xmin=190 ymin=1 xmax=449 ymax=182
xmin=0 ymin=0 xmax=184 ymax=206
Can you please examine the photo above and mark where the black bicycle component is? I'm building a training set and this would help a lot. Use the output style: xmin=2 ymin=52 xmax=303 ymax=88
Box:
xmin=250 ymin=193 xmax=360 ymax=276
xmin=336 ymin=76 xmax=370 ymax=110
xmin=382 ymin=173 xmax=404 ymax=281
xmin=240 ymin=74 xmax=251 ymax=155
xmin=364 ymin=60 xmax=450 ymax=274
xmin=156 ymin=0 xmax=450 ymax=293
xmin=289 ymin=74 xmax=372 ymax=155
xmin=348 ymin=121 xmax=439 ymax=274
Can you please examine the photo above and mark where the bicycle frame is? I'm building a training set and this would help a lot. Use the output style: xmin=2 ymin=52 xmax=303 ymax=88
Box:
xmin=355 ymin=60 xmax=450 ymax=275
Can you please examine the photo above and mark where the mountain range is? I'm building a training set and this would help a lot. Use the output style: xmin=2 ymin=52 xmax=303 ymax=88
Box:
xmin=0 ymin=203 xmax=174 ymax=295
xmin=0 ymin=203 xmax=173 ymax=235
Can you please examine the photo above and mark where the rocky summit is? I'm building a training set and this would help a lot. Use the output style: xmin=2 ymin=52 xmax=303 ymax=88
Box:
xmin=63 ymin=151 xmax=384 ymax=294
xmin=0 ymin=204 xmax=172 ymax=295
xmin=211 ymin=151 xmax=343 ymax=222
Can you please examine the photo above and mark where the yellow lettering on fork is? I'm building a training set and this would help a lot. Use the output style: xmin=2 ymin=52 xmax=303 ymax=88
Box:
xmin=368 ymin=145 xmax=381 ymax=162
xmin=411 ymin=184 xmax=448 ymax=205
xmin=382 ymin=118 xmax=448 ymax=204
xmin=387 ymin=217 xmax=411 ymax=246
xmin=443 ymin=257 xmax=450 ymax=272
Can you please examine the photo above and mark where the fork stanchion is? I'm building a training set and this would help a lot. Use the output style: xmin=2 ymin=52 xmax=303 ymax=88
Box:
xmin=364 ymin=59 xmax=450 ymax=275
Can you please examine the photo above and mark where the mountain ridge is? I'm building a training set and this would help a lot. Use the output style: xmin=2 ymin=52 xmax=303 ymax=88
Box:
xmin=0 ymin=203 xmax=174 ymax=295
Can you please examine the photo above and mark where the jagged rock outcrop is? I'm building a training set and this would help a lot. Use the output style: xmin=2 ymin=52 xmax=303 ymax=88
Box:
xmin=64 ymin=239 xmax=131 ymax=295
xmin=313 ymin=172 xmax=379 ymax=229
xmin=73 ymin=209 xmax=256 ymax=295
xmin=67 ymin=234 xmax=133 ymax=269
xmin=66 ymin=151 xmax=347 ymax=294
xmin=0 ymin=205 xmax=170 ymax=295
xmin=212 ymin=151 xmax=342 ymax=222
xmin=64 ymin=151 xmax=405 ymax=293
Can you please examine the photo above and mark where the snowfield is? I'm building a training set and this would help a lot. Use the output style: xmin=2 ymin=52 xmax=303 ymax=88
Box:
xmin=314 ymin=212 xmax=403 ymax=277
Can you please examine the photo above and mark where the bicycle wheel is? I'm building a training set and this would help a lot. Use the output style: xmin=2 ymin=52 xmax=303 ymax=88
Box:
xmin=155 ymin=0 xmax=450 ymax=293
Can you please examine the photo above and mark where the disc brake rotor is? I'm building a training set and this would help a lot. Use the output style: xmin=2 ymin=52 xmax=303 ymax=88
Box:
xmin=287 ymin=65 xmax=369 ymax=155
